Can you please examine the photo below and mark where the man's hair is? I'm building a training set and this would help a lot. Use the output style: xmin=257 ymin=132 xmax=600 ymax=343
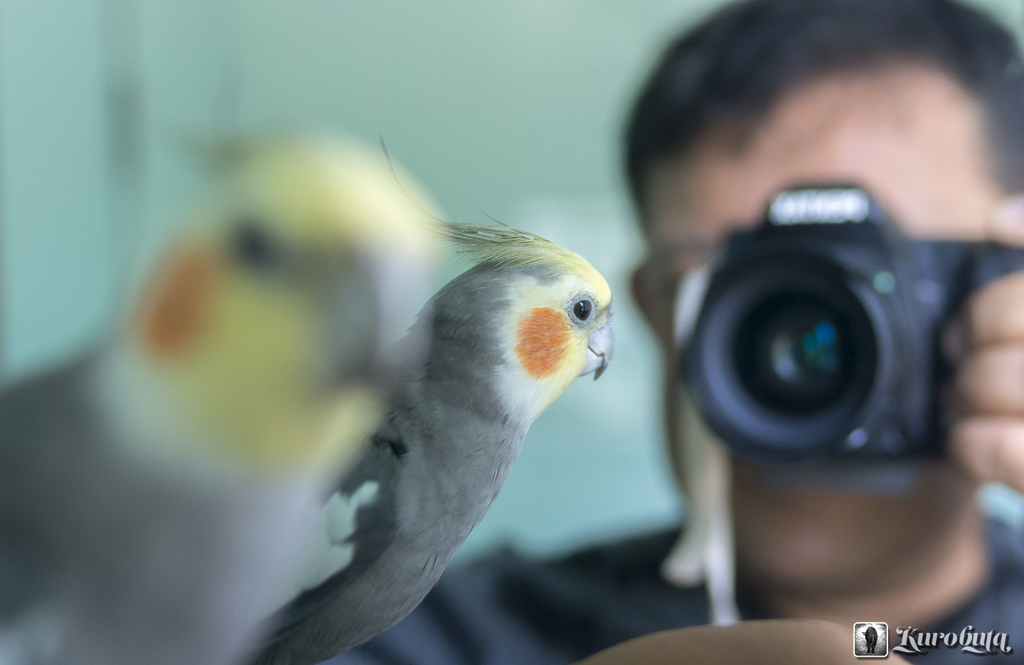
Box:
xmin=624 ymin=0 xmax=1024 ymax=215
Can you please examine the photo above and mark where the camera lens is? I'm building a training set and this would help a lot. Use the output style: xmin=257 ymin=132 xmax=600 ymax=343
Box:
xmin=735 ymin=293 xmax=852 ymax=415
xmin=686 ymin=254 xmax=886 ymax=461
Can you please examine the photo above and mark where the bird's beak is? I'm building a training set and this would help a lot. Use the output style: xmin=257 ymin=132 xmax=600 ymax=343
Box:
xmin=581 ymin=320 xmax=614 ymax=380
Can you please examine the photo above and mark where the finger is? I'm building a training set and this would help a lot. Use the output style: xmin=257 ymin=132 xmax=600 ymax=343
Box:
xmin=962 ymin=272 xmax=1024 ymax=348
xmin=954 ymin=344 xmax=1024 ymax=415
xmin=949 ymin=418 xmax=1024 ymax=492
xmin=989 ymin=195 xmax=1024 ymax=248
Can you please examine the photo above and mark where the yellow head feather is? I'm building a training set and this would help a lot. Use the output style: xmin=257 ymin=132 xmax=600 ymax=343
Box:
xmin=436 ymin=221 xmax=611 ymax=302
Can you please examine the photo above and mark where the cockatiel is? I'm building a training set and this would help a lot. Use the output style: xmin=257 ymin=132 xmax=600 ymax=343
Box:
xmin=253 ymin=222 xmax=614 ymax=665
xmin=0 ymin=137 xmax=437 ymax=665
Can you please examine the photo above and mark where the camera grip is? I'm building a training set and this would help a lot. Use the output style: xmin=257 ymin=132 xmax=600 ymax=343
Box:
xmin=968 ymin=243 xmax=1024 ymax=290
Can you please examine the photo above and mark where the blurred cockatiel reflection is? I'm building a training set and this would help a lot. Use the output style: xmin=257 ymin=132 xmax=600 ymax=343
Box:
xmin=0 ymin=137 xmax=438 ymax=665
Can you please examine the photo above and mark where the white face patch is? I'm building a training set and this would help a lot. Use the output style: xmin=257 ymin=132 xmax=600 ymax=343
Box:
xmin=292 ymin=481 xmax=380 ymax=595
xmin=497 ymin=272 xmax=593 ymax=425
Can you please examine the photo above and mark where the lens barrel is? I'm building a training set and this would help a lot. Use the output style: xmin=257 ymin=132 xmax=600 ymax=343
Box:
xmin=686 ymin=248 xmax=899 ymax=462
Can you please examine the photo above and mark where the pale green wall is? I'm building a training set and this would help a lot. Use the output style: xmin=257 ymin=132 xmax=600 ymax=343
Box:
xmin=0 ymin=0 xmax=114 ymax=379
xmin=2 ymin=0 xmax=1022 ymax=561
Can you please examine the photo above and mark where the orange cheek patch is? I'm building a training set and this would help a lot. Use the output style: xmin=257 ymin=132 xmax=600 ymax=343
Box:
xmin=138 ymin=248 xmax=216 ymax=358
xmin=514 ymin=307 xmax=569 ymax=379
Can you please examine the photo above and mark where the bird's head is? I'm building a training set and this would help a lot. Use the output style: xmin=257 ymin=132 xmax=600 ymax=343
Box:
xmin=114 ymin=138 xmax=438 ymax=476
xmin=438 ymin=223 xmax=613 ymax=424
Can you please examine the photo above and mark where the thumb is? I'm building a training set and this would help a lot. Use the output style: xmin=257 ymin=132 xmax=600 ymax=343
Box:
xmin=989 ymin=195 xmax=1024 ymax=247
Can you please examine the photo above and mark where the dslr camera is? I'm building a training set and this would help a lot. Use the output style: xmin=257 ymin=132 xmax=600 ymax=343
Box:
xmin=683 ymin=185 xmax=1024 ymax=464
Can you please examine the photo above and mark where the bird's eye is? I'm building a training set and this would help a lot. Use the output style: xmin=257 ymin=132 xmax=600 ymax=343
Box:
xmin=234 ymin=221 xmax=280 ymax=271
xmin=573 ymin=299 xmax=593 ymax=322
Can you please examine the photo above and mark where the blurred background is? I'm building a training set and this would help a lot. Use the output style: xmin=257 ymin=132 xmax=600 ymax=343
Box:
xmin=1 ymin=0 xmax=1023 ymax=563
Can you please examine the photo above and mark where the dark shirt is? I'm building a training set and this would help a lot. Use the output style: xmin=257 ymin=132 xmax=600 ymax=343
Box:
xmin=328 ymin=520 xmax=1024 ymax=664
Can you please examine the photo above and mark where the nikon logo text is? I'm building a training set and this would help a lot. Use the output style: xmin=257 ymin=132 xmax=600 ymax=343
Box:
xmin=769 ymin=188 xmax=870 ymax=225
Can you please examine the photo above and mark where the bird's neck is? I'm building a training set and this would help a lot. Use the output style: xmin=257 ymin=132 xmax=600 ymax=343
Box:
xmin=413 ymin=335 xmax=531 ymax=514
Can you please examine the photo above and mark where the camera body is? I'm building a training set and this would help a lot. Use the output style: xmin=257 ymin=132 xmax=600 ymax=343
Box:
xmin=684 ymin=186 xmax=1024 ymax=464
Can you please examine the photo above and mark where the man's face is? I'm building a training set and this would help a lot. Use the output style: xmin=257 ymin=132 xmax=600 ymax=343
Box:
xmin=635 ymin=63 xmax=999 ymax=606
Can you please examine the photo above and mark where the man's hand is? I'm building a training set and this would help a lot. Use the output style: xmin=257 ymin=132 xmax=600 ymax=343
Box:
xmin=948 ymin=196 xmax=1024 ymax=492
xmin=574 ymin=620 xmax=909 ymax=665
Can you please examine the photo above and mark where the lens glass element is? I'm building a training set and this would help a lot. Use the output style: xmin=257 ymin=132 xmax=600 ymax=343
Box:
xmin=734 ymin=293 xmax=863 ymax=415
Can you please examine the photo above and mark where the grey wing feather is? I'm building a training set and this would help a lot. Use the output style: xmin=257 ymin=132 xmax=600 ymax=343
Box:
xmin=262 ymin=419 xmax=404 ymax=642
xmin=0 ymin=545 xmax=44 ymax=623
xmin=0 ymin=355 xmax=104 ymax=659
xmin=0 ymin=354 xmax=103 ymax=588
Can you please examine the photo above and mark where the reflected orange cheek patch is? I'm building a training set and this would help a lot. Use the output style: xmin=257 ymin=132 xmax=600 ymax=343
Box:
xmin=139 ymin=248 xmax=215 ymax=358
xmin=514 ymin=307 xmax=569 ymax=379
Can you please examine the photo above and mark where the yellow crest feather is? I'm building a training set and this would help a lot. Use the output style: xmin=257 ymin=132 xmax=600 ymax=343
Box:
xmin=436 ymin=221 xmax=593 ymax=274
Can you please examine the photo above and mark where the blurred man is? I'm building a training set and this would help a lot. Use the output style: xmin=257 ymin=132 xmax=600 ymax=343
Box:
xmin=333 ymin=1 xmax=1024 ymax=663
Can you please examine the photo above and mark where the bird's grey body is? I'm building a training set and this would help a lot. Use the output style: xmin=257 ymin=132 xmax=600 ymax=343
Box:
xmin=256 ymin=267 xmax=535 ymax=665
xmin=0 ymin=352 xmax=315 ymax=665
